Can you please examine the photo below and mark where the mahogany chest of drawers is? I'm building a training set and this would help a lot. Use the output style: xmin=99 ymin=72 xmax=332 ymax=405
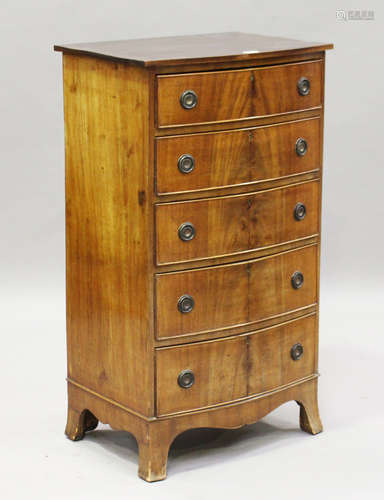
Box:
xmin=55 ymin=32 xmax=333 ymax=481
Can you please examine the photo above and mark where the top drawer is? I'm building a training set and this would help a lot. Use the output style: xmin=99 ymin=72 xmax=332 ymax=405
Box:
xmin=157 ymin=60 xmax=322 ymax=128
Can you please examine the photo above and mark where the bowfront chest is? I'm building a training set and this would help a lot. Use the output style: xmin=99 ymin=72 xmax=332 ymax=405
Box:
xmin=55 ymin=32 xmax=333 ymax=481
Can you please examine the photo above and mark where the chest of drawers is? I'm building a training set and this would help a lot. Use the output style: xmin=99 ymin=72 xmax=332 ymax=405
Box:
xmin=55 ymin=32 xmax=333 ymax=481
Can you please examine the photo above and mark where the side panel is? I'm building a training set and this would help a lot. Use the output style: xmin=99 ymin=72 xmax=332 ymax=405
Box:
xmin=63 ymin=55 xmax=154 ymax=415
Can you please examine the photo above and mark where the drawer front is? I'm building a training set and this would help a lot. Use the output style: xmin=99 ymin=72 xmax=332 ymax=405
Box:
xmin=156 ymin=118 xmax=320 ymax=195
xmin=155 ymin=245 xmax=317 ymax=339
xmin=156 ymin=336 xmax=247 ymax=415
xmin=156 ymin=181 xmax=319 ymax=265
xmin=248 ymin=315 xmax=316 ymax=395
xmin=157 ymin=61 xmax=322 ymax=127
xmin=156 ymin=315 xmax=316 ymax=415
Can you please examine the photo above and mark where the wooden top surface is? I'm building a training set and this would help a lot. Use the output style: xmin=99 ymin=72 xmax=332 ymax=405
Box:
xmin=54 ymin=32 xmax=333 ymax=67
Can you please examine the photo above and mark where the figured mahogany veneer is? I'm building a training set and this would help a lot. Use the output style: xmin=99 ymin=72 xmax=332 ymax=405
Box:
xmin=54 ymin=32 xmax=333 ymax=67
xmin=55 ymin=32 xmax=332 ymax=482
xmin=156 ymin=117 xmax=321 ymax=195
xmin=156 ymin=315 xmax=317 ymax=416
xmin=156 ymin=245 xmax=318 ymax=339
xmin=156 ymin=181 xmax=320 ymax=265
xmin=157 ymin=61 xmax=322 ymax=127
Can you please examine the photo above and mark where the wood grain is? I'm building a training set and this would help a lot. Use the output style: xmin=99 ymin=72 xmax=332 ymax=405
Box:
xmin=63 ymin=54 xmax=154 ymax=415
xmin=157 ymin=61 xmax=322 ymax=127
xmin=155 ymin=245 xmax=318 ymax=339
xmin=156 ymin=314 xmax=316 ymax=415
xmin=156 ymin=117 xmax=321 ymax=195
xmin=248 ymin=315 xmax=316 ymax=394
xmin=66 ymin=371 xmax=322 ymax=481
xmin=153 ymin=52 xmax=326 ymax=75
xmin=156 ymin=181 xmax=320 ymax=265
xmin=156 ymin=336 xmax=247 ymax=415
xmin=154 ymin=108 xmax=322 ymax=138
xmin=54 ymin=32 xmax=333 ymax=67
xmin=57 ymin=36 xmax=332 ymax=481
xmin=155 ymin=307 xmax=318 ymax=347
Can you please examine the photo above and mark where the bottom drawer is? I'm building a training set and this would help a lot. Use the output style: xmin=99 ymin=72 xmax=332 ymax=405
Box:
xmin=156 ymin=315 xmax=317 ymax=416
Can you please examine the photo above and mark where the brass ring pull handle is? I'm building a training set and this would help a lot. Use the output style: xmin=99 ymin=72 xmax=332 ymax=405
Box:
xmin=177 ymin=294 xmax=195 ymax=314
xmin=295 ymin=138 xmax=308 ymax=156
xmin=178 ymin=369 xmax=195 ymax=389
xmin=297 ymin=77 xmax=310 ymax=96
xmin=180 ymin=90 xmax=198 ymax=109
xmin=291 ymin=271 xmax=304 ymax=289
xmin=178 ymin=222 xmax=196 ymax=241
xmin=178 ymin=154 xmax=195 ymax=174
xmin=291 ymin=343 xmax=304 ymax=361
xmin=294 ymin=202 xmax=306 ymax=221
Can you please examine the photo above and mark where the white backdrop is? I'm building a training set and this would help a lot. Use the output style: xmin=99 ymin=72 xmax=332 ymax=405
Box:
xmin=1 ymin=1 xmax=383 ymax=498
